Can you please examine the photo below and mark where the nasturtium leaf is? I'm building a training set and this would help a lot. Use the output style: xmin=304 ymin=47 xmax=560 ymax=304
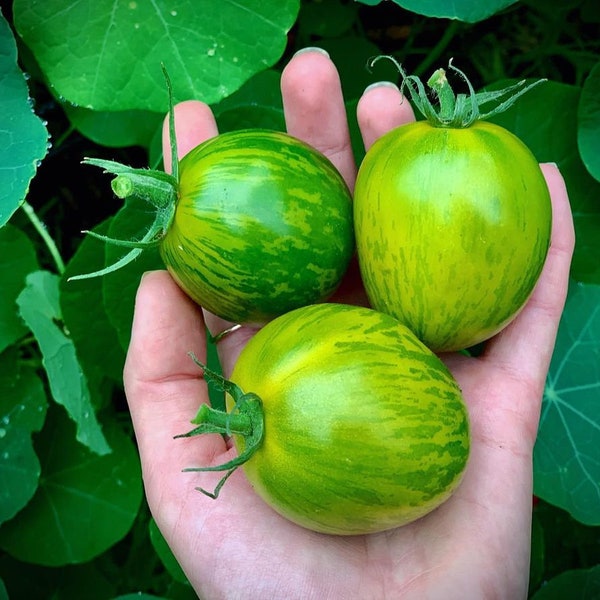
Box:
xmin=354 ymin=0 xmax=518 ymax=22
xmin=0 ymin=428 xmax=39 ymax=525
xmin=13 ymin=0 xmax=300 ymax=112
xmin=0 ymin=225 xmax=39 ymax=353
xmin=61 ymin=220 xmax=126 ymax=384
xmin=530 ymin=565 xmax=600 ymax=599
xmin=578 ymin=61 xmax=600 ymax=182
xmin=488 ymin=80 xmax=600 ymax=284
xmin=149 ymin=519 xmax=189 ymax=585
xmin=0 ymin=406 xmax=142 ymax=566
xmin=534 ymin=282 xmax=600 ymax=526
xmin=16 ymin=271 xmax=111 ymax=455
xmin=0 ymin=11 xmax=49 ymax=226
xmin=101 ymin=197 xmax=163 ymax=351
xmin=0 ymin=349 xmax=47 ymax=525
xmin=63 ymin=105 xmax=163 ymax=149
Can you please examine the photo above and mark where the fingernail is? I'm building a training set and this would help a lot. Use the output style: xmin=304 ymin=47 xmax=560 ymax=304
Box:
xmin=293 ymin=46 xmax=330 ymax=58
xmin=364 ymin=81 xmax=400 ymax=93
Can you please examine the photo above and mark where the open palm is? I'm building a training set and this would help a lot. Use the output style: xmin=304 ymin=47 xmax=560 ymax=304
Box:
xmin=124 ymin=50 xmax=574 ymax=600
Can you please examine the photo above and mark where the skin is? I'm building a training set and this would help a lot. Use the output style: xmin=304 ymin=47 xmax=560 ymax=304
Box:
xmin=124 ymin=50 xmax=575 ymax=599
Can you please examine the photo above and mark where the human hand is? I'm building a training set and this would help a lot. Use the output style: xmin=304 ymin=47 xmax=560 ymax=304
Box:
xmin=124 ymin=49 xmax=575 ymax=599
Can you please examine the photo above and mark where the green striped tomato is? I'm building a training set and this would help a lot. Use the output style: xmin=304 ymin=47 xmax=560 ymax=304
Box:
xmin=224 ymin=303 xmax=470 ymax=535
xmin=159 ymin=129 xmax=354 ymax=325
xmin=354 ymin=120 xmax=552 ymax=351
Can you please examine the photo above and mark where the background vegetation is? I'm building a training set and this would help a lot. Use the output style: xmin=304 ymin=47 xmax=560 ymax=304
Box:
xmin=1 ymin=0 xmax=599 ymax=597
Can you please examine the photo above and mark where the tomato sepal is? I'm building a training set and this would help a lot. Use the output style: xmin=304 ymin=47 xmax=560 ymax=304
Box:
xmin=175 ymin=353 xmax=264 ymax=499
xmin=71 ymin=66 xmax=180 ymax=281
xmin=370 ymin=55 xmax=546 ymax=128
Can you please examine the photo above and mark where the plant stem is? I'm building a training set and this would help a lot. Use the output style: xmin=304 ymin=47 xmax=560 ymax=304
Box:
xmin=193 ymin=403 xmax=254 ymax=436
xmin=427 ymin=69 xmax=456 ymax=121
xmin=21 ymin=200 xmax=65 ymax=275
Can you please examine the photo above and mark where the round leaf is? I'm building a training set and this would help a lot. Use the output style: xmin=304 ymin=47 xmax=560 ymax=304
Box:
xmin=0 ymin=350 xmax=47 ymax=525
xmin=101 ymin=197 xmax=163 ymax=351
xmin=13 ymin=0 xmax=300 ymax=111
xmin=63 ymin=105 xmax=163 ymax=149
xmin=355 ymin=0 xmax=518 ymax=23
xmin=533 ymin=282 xmax=600 ymax=526
xmin=0 ymin=406 xmax=142 ymax=565
xmin=488 ymin=80 xmax=600 ymax=284
xmin=578 ymin=60 xmax=600 ymax=182
xmin=0 ymin=12 xmax=48 ymax=226
xmin=61 ymin=219 xmax=126 ymax=384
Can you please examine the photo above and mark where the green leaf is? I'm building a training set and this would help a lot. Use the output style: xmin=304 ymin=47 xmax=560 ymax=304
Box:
xmin=0 ymin=349 xmax=47 ymax=525
xmin=530 ymin=565 xmax=600 ymax=599
xmin=16 ymin=271 xmax=111 ymax=455
xmin=149 ymin=518 xmax=189 ymax=585
xmin=578 ymin=61 xmax=600 ymax=182
xmin=63 ymin=104 xmax=164 ymax=149
xmin=0 ymin=405 xmax=142 ymax=566
xmin=0 ymin=579 xmax=6 ymax=600
xmin=61 ymin=219 xmax=126 ymax=384
xmin=101 ymin=197 xmax=163 ymax=351
xmin=488 ymin=80 xmax=600 ymax=284
xmin=13 ymin=0 xmax=300 ymax=112
xmin=0 ymin=10 xmax=49 ymax=227
xmin=533 ymin=282 xmax=600 ymax=526
xmin=0 ymin=225 xmax=39 ymax=353
xmin=354 ymin=0 xmax=518 ymax=22
xmin=0 ymin=555 xmax=115 ymax=600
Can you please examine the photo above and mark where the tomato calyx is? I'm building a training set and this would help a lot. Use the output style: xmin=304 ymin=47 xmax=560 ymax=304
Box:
xmin=370 ymin=55 xmax=546 ymax=128
xmin=69 ymin=65 xmax=181 ymax=282
xmin=175 ymin=353 xmax=265 ymax=499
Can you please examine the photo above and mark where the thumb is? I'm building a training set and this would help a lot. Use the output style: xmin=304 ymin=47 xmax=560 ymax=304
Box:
xmin=123 ymin=270 xmax=226 ymax=508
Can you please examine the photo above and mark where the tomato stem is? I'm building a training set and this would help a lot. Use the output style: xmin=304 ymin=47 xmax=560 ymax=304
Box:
xmin=175 ymin=353 xmax=265 ymax=499
xmin=427 ymin=68 xmax=456 ymax=122
xmin=83 ymin=157 xmax=177 ymax=209
xmin=369 ymin=55 xmax=546 ymax=128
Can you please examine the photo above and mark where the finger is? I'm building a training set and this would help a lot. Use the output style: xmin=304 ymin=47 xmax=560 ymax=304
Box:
xmin=357 ymin=82 xmax=416 ymax=150
xmin=124 ymin=270 xmax=207 ymax=435
xmin=281 ymin=48 xmax=356 ymax=190
xmin=483 ymin=164 xmax=575 ymax=379
xmin=123 ymin=271 xmax=225 ymax=492
xmin=162 ymin=99 xmax=218 ymax=172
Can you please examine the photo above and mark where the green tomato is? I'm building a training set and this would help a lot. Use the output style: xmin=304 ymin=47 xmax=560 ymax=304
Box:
xmin=189 ymin=303 xmax=470 ymax=535
xmin=160 ymin=129 xmax=354 ymax=325
xmin=354 ymin=119 xmax=552 ymax=351
xmin=77 ymin=129 xmax=354 ymax=326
